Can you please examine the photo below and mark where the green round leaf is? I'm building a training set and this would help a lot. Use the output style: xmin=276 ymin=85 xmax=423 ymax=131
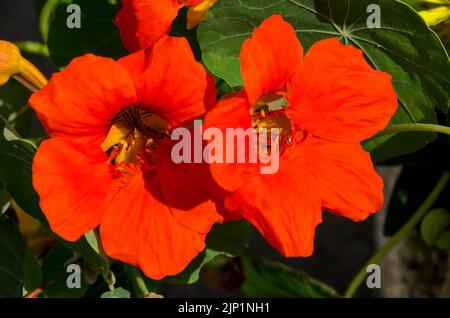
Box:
xmin=420 ymin=208 xmax=450 ymax=245
xmin=241 ymin=257 xmax=337 ymax=298
xmin=436 ymin=230 xmax=450 ymax=250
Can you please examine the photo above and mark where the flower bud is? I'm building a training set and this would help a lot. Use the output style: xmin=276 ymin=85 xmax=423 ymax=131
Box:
xmin=0 ymin=40 xmax=22 ymax=86
xmin=187 ymin=0 xmax=217 ymax=30
xmin=0 ymin=40 xmax=47 ymax=91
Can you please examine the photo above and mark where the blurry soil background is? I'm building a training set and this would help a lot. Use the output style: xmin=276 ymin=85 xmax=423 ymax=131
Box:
xmin=2 ymin=0 xmax=448 ymax=298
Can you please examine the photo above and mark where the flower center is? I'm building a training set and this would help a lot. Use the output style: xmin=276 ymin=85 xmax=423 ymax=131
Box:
xmin=251 ymin=93 xmax=295 ymax=154
xmin=101 ymin=107 xmax=169 ymax=166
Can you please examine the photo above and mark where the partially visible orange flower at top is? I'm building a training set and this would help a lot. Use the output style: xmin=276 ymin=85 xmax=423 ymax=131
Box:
xmin=204 ymin=15 xmax=398 ymax=257
xmin=29 ymin=35 xmax=221 ymax=279
xmin=115 ymin=0 xmax=216 ymax=52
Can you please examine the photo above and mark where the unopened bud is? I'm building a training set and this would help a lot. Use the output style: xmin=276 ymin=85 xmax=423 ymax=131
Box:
xmin=0 ymin=40 xmax=22 ymax=86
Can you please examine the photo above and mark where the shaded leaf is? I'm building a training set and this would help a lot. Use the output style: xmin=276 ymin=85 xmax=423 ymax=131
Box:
xmin=436 ymin=230 xmax=450 ymax=250
xmin=241 ymin=257 xmax=337 ymax=298
xmin=0 ymin=117 xmax=45 ymax=224
xmin=0 ymin=217 xmax=26 ymax=298
xmin=206 ymin=220 xmax=251 ymax=256
xmin=41 ymin=244 xmax=89 ymax=298
xmin=164 ymin=221 xmax=251 ymax=284
xmin=420 ymin=208 xmax=450 ymax=245
xmin=47 ymin=0 xmax=127 ymax=68
xmin=23 ymin=248 xmax=43 ymax=294
xmin=0 ymin=118 xmax=107 ymax=270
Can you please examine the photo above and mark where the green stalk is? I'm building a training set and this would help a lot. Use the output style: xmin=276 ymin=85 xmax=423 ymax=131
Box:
xmin=15 ymin=41 xmax=49 ymax=57
xmin=125 ymin=265 xmax=150 ymax=297
xmin=344 ymin=172 xmax=450 ymax=298
xmin=379 ymin=123 xmax=450 ymax=136
xmin=40 ymin=0 xmax=60 ymax=42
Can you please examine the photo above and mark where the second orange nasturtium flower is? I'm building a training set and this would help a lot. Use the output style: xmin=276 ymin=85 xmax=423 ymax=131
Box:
xmin=29 ymin=36 xmax=222 ymax=279
xmin=115 ymin=0 xmax=216 ymax=52
xmin=204 ymin=15 xmax=398 ymax=257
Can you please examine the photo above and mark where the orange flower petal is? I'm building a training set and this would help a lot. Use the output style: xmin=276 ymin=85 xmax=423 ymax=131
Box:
xmin=204 ymin=93 xmax=253 ymax=193
xmin=32 ymin=138 xmax=117 ymax=241
xmin=206 ymin=94 xmax=322 ymax=256
xmin=240 ymin=15 xmax=303 ymax=106
xmin=288 ymin=38 xmax=398 ymax=143
xmin=119 ymin=36 xmax=212 ymax=128
xmin=114 ymin=0 xmax=180 ymax=52
xmin=156 ymin=142 xmax=223 ymax=233
xmin=29 ymin=54 xmax=137 ymax=146
xmin=224 ymin=153 xmax=323 ymax=257
xmin=99 ymin=170 xmax=210 ymax=279
xmin=297 ymin=137 xmax=384 ymax=221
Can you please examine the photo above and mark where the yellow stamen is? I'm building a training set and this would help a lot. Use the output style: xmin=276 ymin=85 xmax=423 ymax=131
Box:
xmin=101 ymin=123 xmax=130 ymax=152
xmin=252 ymin=93 xmax=294 ymax=154
xmin=102 ymin=107 xmax=169 ymax=167
xmin=186 ymin=0 xmax=217 ymax=30
xmin=0 ymin=40 xmax=47 ymax=91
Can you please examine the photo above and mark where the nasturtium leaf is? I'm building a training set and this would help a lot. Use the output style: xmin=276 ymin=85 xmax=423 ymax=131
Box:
xmin=0 ymin=217 xmax=27 ymax=298
xmin=0 ymin=117 xmax=45 ymax=224
xmin=164 ymin=221 xmax=251 ymax=284
xmin=206 ymin=220 xmax=251 ymax=256
xmin=23 ymin=248 xmax=43 ymax=294
xmin=241 ymin=257 xmax=337 ymax=298
xmin=420 ymin=208 xmax=450 ymax=245
xmin=197 ymin=0 xmax=450 ymax=162
xmin=0 ymin=81 xmax=41 ymax=138
xmin=101 ymin=287 xmax=131 ymax=298
xmin=0 ymin=82 xmax=30 ymax=120
xmin=163 ymin=249 xmax=222 ymax=285
xmin=70 ymin=233 xmax=109 ymax=270
xmin=47 ymin=0 xmax=127 ymax=68
xmin=41 ymin=244 xmax=89 ymax=298
xmin=436 ymin=230 xmax=450 ymax=250
xmin=0 ymin=118 xmax=108 ymax=270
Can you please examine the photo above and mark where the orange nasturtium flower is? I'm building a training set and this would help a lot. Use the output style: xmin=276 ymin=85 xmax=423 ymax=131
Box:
xmin=29 ymin=36 xmax=222 ymax=279
xmin=204 ymin=15 xmax=398 ymax=257
xmin=115 ymin=0 xmax=216 ymax=52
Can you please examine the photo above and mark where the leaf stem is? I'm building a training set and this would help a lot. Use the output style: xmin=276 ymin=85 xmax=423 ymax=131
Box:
xmin=125 ymin=265 xmax=150 ymax=297
xmin=344 ymin=171 xmax=450 ymax=298
xmin=40 ymin=0 xmax=60 ymax=42
xmin=15 ymin=41 xmax=49 ymax=57
xmin=379 ymin=123 xmax=450 ymax=136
